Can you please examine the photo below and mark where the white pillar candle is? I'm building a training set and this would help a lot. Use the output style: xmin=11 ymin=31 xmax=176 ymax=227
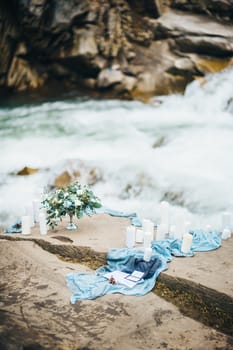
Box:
xmin=159 ymin=201 xmax=170 ymax=232
xmin=143 ymin=219 xmax=154 ymax=241
xmin=169 ymin=224 xmax=177 ymax=239
xmin=25 ymin=204 xmax=35 ymax=227
xmin=143 ymin=231 xmax=153 ymax=248
xmin=143 ymin=247 xmax=152 ymax=262
xmin=156 ymin=223 xmax=167 ymax=241
xmin=205 ymin=224 xmax=212 ymax=232
xmin=142 ymin=219 xmax=154 ymax=233
xmin=39 ymin=212 xmax=47 ymax=235
xmin=142 ymin=219 xmax=150 ymax=232
xmin=33 ymin=200 xmax=40 ymax=223
xmin=222 ymin=212 xmax=232 ymax=231
xmin=184 ymin=221 xmax=191 ymax=234
xmin=21 ymin=216 xmax=31 ymax=235
xmin=174 ymin=213 xmax=185 ymax=240
xmin=126 ymin=226 xmax=135 ymax=248
xmin=135 ymin=229 xmax=144 ymax=243
xmin=222 ymin=228 xmax=231 ymax=240
xmin=181 ymin=233 xmax=193 ymax=253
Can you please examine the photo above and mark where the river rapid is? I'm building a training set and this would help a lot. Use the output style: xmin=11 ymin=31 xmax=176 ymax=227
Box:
xmin=0 ymin=68 xmax=233 ymax=230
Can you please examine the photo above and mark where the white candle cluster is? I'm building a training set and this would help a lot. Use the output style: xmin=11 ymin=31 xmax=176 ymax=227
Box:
xmin=21 ymin=198 xmax=48 ymax=235
xmin=125 ymin=218 xmax=155 ymax=262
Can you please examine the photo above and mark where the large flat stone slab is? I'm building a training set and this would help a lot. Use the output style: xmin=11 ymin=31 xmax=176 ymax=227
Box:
xmin=1 ymin=213 xmax=233 ymax=298
xmin=1 ymin=213 xmax=233 ymax=342
xmin=0 ymin=240 xmax=232 ymax=350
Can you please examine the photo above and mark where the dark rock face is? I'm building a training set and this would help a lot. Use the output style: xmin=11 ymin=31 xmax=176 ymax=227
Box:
xmin=0 ymin=0 xmax=233 ymax=101
xmin=171 ymin=0 xmax=233 ymax=22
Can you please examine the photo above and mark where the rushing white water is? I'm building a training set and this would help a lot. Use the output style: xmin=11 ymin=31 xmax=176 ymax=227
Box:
xmin=0 ymin=68 xmax=233 ymax=230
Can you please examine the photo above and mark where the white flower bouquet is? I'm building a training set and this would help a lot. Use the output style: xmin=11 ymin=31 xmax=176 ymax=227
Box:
xmin=42 ymin=181 xmax=102 ymax=229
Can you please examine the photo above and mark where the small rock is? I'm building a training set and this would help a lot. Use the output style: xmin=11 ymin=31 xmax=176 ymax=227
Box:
xmin=226 ymin=97 xmax=233 ymax=114
xmin=97 ymin=68 xmax=124 ymax=88
xmin=72 ymin=29 xmax=98 ymax=58
xmin=161 ymin=191 xmax=185 ymax=206
xmin=152 ymin=136 xmax=166 ymax=148
xmin=7 ymin=56 xmax=45 ymax=91
xmin=122 ymin=75 xmax=137 ymax=91
xmin=17 ymin=166 xmax=38 ymax=176
xmin=54 ymin=171 xmax=72 ymax=188
xmin=135 ymin=72 xmax=156 ymax=93
xmin=52 ymin=162 xmax=102 ymax=189
xmin=87 ymin=168 xmax=101 ymax=185
xmin=83 ymin=78 xmax=96 ymax=89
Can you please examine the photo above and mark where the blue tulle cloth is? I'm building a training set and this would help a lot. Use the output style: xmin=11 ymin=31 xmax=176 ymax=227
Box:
xmin=190 ymin=230 xmax=221 ymax=252
xmin=4 ymin=221 xmax=22 ymax=234
xmin=96 ymin=206 xmax=142 ymax=226
xmin=66 ymin=248 xmax=168 ymax=303
xmin=66 ymin=230 xmax=221 ymax=303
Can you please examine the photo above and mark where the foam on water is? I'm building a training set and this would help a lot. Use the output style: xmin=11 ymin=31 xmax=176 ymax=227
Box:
xmin=0 ymin=68 xmax=233 ymax=229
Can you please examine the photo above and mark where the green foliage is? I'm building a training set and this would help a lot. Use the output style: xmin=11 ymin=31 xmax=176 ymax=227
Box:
xmin=42 ymin=181 xmax=102 ymax=229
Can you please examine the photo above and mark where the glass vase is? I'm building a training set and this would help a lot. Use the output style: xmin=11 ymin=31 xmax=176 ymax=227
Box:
xmin=66 ymin=213 xmax=77 ymax=230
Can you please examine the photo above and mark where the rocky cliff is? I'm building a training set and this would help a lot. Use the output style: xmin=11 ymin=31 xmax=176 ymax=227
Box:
xmin=0 ymin=0 xmax=233 ymax=101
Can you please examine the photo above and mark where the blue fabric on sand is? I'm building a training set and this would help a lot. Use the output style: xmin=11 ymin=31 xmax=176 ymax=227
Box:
xmin=4 ymin=221 xmax=22 ymax=234
xmin=66 ymin=230 xmax=222 ymax=303
xmin=151 ymin=230 xmax=221 ymax=258
xmin=66 ymin=248 xmax=168 ymax=303
xmin=190 ymin=230 xmax=221 ymax=252
xmin=96 ymin=206 xmax=142 ymax=227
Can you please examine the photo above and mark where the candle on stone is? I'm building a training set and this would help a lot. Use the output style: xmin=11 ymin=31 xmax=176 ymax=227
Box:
xmin=126 ymin=226 xmax=135 ymax=248
xmin=174 ymin=213 xmax=185 ymax=240
xmin=33 ymin=200 xmax=40 ymax=223
xmin=143 ymin=231 xmax=153 ymax=248
xmin=142 ymin=219 xmax=154 ymax=234
xmin=143 ymin=247 xmax=152 ymax=262
xmin=25 ymin=204 xmax=34 ymax=227
xmin=184 ymin=221 xmax=191 ymax=234
xmin=142 ymin=219 xmax=150 ymax=232
xmin=21 ymin=216 xmax=31 ymax=235
xmin=222 ymin=228 xmax=231 ymax=240
xmin=159 ymin=201 xmax=170 ymax=232
xmin=135 ymin=229 xmax=144 ymax=243
xmin=156 ymin=223 xmax=167 ymax=241
xmin=39 ymin=212 xmax=47 ymax=235
xmin=169 ymin=225 xmax=177 ymax=239
xmin=181 ymin=233 xmax=193 ymax=253
xmin=222 ymin=212 xmax=232 ymax=231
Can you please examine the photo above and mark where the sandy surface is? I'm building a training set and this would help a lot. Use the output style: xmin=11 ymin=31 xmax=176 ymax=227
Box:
xmin=0 ymin=214 xmax=233 ymax=349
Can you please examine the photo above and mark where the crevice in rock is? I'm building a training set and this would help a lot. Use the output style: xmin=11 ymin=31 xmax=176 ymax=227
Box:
xmin=0 ymin=235 xmax=106 ymax=269
xmin=154 ymin=274 xmax=233 ymax=337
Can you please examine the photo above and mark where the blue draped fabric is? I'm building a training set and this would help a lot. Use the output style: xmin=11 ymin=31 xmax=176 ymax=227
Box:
xmin=66 ymin=247 xmax=168 ymax=303
xmin=66 ymin=230 xmax=221 ymax=303
xmin=190 ymin=230 xmax=221 ymax=252
xmin=96 ymin=206 xmax=142 ymax=227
